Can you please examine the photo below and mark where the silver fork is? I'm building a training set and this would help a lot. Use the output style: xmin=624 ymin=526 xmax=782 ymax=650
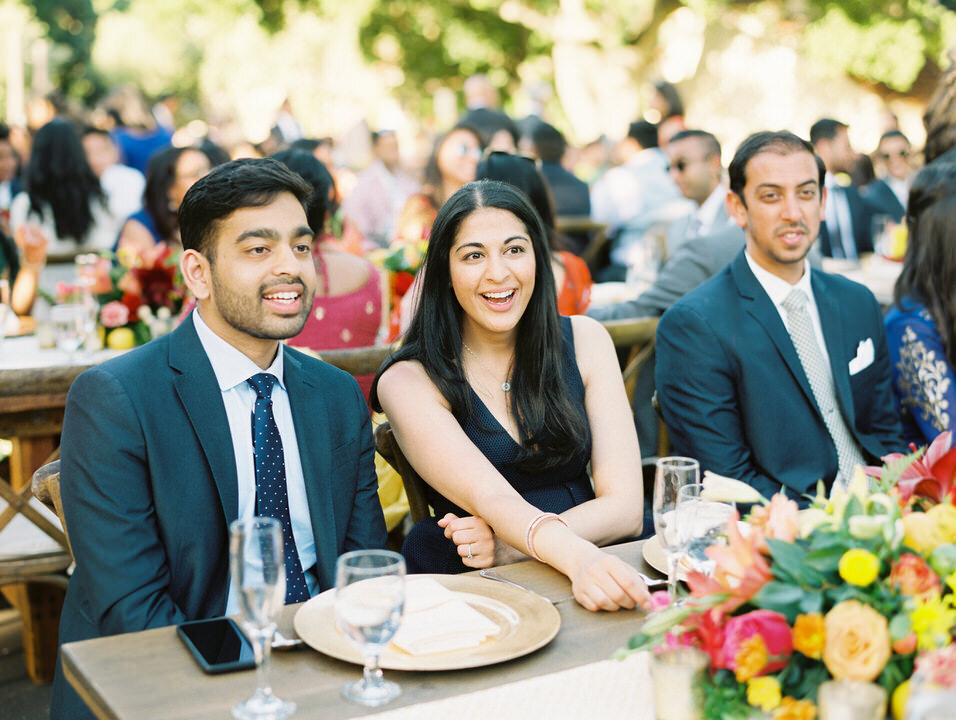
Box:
xmin=478 ymin=569 xmax=567 ymax=604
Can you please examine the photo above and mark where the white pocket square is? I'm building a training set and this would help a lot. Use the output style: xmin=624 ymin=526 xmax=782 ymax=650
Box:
xmin=848 ymin=338 xmax=874 ymax=376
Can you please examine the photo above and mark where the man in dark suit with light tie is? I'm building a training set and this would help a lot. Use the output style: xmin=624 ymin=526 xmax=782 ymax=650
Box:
xmin=51 ymin=158 xmax=387 ymax=718
xmin=810 ymin=118 xmax=874 ymax=259
xmin=656 ymin=131 xmax=904 ymax=501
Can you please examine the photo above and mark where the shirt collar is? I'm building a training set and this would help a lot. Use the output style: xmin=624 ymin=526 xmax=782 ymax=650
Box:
xmin=192 ymin=309 xmax=285 ymax=392
xmin=744 ymin=251 xmax=813 ymax=307
xmin=695 ymin=184 xmax=727 ymax=230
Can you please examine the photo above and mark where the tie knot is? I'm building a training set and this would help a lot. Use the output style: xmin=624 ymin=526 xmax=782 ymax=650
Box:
xmin=782 ymin=289 xmax=809 ymax=314
xmin=246 ymin=372 xmax=277 ymax=399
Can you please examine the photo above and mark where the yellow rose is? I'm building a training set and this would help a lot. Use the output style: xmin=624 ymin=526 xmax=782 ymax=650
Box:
xmin=903 ymin=512 xmax=946 ymax=554
xmin=747 ymin=676 xmax=782 ymax=712
xmin=928 ymin=503 xmax=956 ymax=543
xmin=838 ymin=548 xmax=881 ymax=586
xmin=823 ymin=600 xmax=892 ymax=682
xmin=792 ymin=613 xmax=825 ymax=659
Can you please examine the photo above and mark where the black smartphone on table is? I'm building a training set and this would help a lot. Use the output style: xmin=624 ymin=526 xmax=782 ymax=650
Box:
xmin=177 ymin=617 xmax=256 ymax=674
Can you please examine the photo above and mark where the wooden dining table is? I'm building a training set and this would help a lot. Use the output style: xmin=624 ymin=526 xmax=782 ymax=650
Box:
xmin=61 ymin=540 xmax=658 ymax=720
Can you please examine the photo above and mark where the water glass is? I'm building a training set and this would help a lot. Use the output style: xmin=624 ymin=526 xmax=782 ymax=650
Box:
xmin=652 ymin=456 xmax=700 ymax=601
xmin=229 ymin=517 xmax=295 ymax=720
xmin=676 ymin=483 xmax=735 ymax=577
xmin=335 ymin=549 xmax=405 ymax=707
xmin=818 ymin=679 xmax=886 ymax=720
xmin=50 ymin=304 xmax=87 ymax=359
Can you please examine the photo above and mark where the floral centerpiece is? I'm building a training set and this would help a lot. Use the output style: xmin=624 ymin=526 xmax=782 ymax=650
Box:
xmin=627 ymin=432 xmax=956 ymax=719
xmin=368 ymin=239 xmax=429 ymax=341
xmin=55 ymin=245 xmax=187 ymax=349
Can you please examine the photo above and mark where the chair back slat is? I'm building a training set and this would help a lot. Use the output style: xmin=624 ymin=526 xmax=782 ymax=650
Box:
xmin=30 ymin=460 xmax=73 ymax=561
xmin=374 ymin=422 xmax=431 ymax=525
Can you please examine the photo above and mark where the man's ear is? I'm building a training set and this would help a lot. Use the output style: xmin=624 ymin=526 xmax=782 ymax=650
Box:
xmin=727 ymin=189 xmax=747 ymax=230
xmin=181 ymin=249 xmax=211 ymax=301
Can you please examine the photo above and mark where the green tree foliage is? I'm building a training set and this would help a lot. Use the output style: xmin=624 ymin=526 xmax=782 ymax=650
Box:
xmin=31 ymin=0 xmax=101 ymax=99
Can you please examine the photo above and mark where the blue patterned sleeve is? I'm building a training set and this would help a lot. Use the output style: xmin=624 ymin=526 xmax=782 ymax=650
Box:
xmin=886 ymin=306 xmax=956 ymax=444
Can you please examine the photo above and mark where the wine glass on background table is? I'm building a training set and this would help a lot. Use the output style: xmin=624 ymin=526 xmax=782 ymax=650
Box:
xmin=652 ymin=456 xmax=699 ymax=602
xmin=335 ymin=549 xmax=405 ymax=707
xmin=229 ymin=517 xmax=295 ymax=720
xmin=676 ymin=483 xmax=736 ymax=577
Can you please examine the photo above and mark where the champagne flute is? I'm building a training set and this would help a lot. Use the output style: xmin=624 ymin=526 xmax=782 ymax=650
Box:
xmin=229 ymin=517 xmax=295 ymax=720
xmin=335 ymin=549 xmax=405 ymax=707
xmin=652 ymin=456 xmax=699 ymax=602
xmin=676 ymin=483 xmax=736 ymax=577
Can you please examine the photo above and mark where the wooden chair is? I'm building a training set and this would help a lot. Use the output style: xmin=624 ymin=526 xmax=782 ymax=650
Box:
xmin=601 ymin=317 xmax=669 ymax=458
xmin=374 ymin=421 xmax=431 ymax=525
xmin=554 ymin=216 xmax=609 ymax=274
xmin=0 ymin=456 xmax=71 ymax=683
xmin=30 ymin=459 xmax=71 ymax=561
xmin=307 ymin=344 xmax=395 ymax=378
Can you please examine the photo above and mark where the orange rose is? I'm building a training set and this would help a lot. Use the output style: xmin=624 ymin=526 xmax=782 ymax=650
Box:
xmin=890 ymin=553 xmax=941 ymax=599
xmin=822 ymin=600 xmax=892 ymax=682
xmin=792 ymin=613 xmax=825 ymax=659
xmin=772 ymin=697 xmax=817 ymax=720
xmin=734 ymin=635 xmax=769 ymax=682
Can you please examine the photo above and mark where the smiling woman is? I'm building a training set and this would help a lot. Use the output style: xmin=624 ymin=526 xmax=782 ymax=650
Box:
xmin=371 ymin=180 xmax=651 ymax=613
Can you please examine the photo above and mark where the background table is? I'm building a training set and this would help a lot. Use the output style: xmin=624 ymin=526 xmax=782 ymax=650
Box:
xmin=62 ymin=540 xmax=656 ymax=720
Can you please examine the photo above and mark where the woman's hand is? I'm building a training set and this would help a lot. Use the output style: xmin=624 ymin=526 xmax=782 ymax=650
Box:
xmin=437 ymin=513 xmax=495 ymax=569
xmin=569 ymin=547 xmax=652 ymax=612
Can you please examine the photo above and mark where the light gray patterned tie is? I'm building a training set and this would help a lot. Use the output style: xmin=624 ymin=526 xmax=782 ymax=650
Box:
xmin=781 ymin=289 xmax=865 ymax=485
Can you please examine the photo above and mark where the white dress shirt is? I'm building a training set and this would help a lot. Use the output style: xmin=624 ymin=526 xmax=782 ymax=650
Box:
xmin=192 ymin=310 xmax=318 ymax=615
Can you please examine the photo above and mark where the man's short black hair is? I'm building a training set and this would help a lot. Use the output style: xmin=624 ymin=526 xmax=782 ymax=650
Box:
xmin=179 ymin=158 xmax=312 ymax=260
xmin=809 ymin=118 xmax=848 ymax=146
xmin=728 ymin=130 xmax=825 ymax=203
xmin=627 ymin=120 xmax=659 ymax=149
xmin=531 ymin=122 xmax=567 ymax=163
xmin=81 ymin=125 xmax=111 ymax=140
xmin=668 ymin=129 xmax=721 ymax=159
xmin=878 ymin=129 xmax=909 ymax=147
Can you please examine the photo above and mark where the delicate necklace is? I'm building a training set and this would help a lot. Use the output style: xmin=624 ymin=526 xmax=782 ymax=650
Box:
xmin=462 ymin=343 xmax=512 ymax=393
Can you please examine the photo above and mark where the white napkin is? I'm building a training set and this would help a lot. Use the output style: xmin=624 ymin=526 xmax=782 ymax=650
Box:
xmin=391 ymin=577 xmax=499 ymax=655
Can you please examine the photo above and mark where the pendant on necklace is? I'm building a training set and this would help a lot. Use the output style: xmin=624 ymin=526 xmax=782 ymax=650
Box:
xmin=501 ymin=381 xmax=511 ymax=392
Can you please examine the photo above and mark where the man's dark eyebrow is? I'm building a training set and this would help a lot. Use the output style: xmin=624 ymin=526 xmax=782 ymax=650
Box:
xmin=753 ymin=180 xmax=818 ymax=191
xmin=236 ymin=226 xmax=314 ymax=243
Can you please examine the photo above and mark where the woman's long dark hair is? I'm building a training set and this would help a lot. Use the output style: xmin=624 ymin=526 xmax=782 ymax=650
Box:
xmin=144 ymin=146 xmax=195 ymax=241
xmin=422 ymin=123 xmax=483 ymax=207
xmin=894 ymin=162 xmax=956 ymax=366
xmin=475 ymin=151 xmax=557 ymax=248
xmin=372 ymin=180 xmax=588 ymax=472
xmin=25 ymin=118 xmax=104 ymax=242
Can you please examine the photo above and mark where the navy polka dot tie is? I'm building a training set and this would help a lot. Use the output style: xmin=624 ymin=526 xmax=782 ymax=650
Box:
xmin=247 ymin=373 xmax=310 ymax=604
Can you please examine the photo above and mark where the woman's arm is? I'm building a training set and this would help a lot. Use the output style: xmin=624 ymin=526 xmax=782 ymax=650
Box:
xmin=560 ymin=315 xmax=644 ymax=544
xmin=378 ymin=358 xmax=649 ymax=611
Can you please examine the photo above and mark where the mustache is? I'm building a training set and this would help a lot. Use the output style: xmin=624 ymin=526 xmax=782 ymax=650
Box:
xmin=777 ymin=222 xmax=810 ymax=235
xmin=260 ymin=277 xmax=309 ymax=293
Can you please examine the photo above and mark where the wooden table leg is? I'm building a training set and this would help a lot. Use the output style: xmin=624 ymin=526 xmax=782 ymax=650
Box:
xmin=4 ymin=435 xmax=63 ymax=683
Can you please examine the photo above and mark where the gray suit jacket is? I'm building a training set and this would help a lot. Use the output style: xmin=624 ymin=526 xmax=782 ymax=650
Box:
xmin=589 ymin=224 xmax=745 ymax=321
xmin=665 ymin=202 xmax=731 ymax=259
xmin=51 ymin=314 xmax=387 ymax=719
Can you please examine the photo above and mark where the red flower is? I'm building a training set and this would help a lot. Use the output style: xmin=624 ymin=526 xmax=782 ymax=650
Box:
xmin=721 ymin=610 xmax=793 ymax=679
xmin=879 ymin=431 xmax=956 ymax=505
xmin=392 ymin=270 xmax=415 ymax=297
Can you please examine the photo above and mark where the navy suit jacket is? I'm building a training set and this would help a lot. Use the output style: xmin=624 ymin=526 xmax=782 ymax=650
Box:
xmin=818 ymin=184 xmax=874 ymax=258
xmin=51 ymin=314 xmax=386 ymax=718
xmin=655 ymin=250 xmax=904 ymax=500
xmin=863 ymin=179 xmax=906 ymax=223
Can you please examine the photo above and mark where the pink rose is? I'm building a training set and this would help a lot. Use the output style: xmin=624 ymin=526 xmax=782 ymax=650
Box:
xmin=649 ymin=591 xmax=672 ymax=611
xmin=99 ymin=300 xmax=130 ymax=328
xmin=721 ymin=610 xmax=793 ymax=679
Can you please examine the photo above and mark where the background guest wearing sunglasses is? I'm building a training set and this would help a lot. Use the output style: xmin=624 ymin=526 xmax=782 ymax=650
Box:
xmin=865 ymin=130 xmax=916 ymax=224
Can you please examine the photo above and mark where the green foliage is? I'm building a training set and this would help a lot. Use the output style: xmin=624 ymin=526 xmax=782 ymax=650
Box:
xmin=30 ymin=0 xmax=102 ymax=99
xmin=702 ymin=670 xmax=751 ymax=720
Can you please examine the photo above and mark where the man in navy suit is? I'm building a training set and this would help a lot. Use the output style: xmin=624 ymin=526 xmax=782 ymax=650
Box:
xmin=656 ymin=131 xmax=904 ymax=500
xmin=51 ymin=159 xmax=387 ymax=718
xmin=810 ymin=118 xmax=874 ymax=259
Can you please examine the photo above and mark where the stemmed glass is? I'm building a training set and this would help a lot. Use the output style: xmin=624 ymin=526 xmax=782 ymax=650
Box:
xmin=335 ymin=549 xmax=405 ymax=707
xmin=229 ymin=517 xmax=295 ymax=720
xmin=676 ymin=483 xmax=736 ymax=578
xmin=652 ymin=456 xmax=700 ymax=601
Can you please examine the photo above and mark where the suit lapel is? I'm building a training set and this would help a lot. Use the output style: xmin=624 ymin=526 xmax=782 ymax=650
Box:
xmin=731 ymin=253 xmax=819 ymax=409
xmin=811 ymin=271 xmax=856 ymax=423
xmin=169 ymin=315 xmax=239 ymax=523
xmin=284 ymin=350 xmax=337 ymax=583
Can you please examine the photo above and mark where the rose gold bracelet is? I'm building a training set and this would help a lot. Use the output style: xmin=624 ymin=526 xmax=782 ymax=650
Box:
xmin=525 ymin=512 xmax=569 ymax=562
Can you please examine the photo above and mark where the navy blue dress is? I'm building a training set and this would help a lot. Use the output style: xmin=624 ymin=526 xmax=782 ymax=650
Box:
xmin=401 ymin=317 xmax=594 ymax=573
